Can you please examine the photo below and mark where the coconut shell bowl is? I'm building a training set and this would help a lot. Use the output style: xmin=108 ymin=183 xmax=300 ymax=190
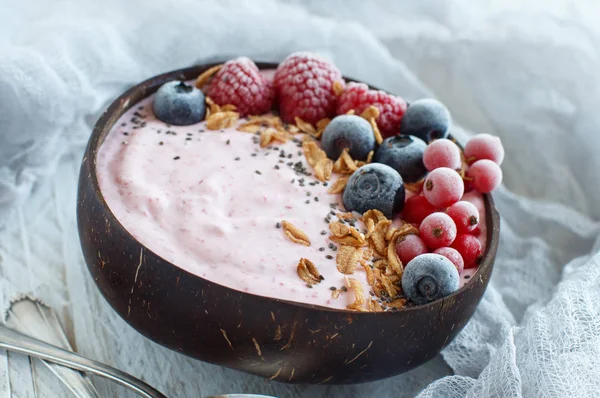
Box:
xmin=77 ymin=62 xmax=500 ymax=385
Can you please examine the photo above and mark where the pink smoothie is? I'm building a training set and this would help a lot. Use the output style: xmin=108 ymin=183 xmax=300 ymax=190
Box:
xmin=96 ymin=95 xmax=485 ymax=310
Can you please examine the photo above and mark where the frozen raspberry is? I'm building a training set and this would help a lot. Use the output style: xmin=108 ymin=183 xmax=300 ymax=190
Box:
xmin=446 ymin=201 xmax=479 ymax=234
xmin=451 ymin=234 xmax=482 ymax=269
xmin=464 ymin=133 xmax=505 ymax=165
xmin=402 ymin=195 xmax=437 ymax=225
xmin=423 ymin=167 xmax=464 ymax=208
xmin=207 ymin=57 xmax=274 ymax=117
xmin=396 ymin=234 xmax=428 ymax=265
xmin=423 ymin=138 xmax=462 ymax=171
xmin=419 ymin=212 xmax=457 ymax=249
xmin=433 ymin=247 xmax=464 ymax=274
xmin=467 ymin=160 xmax=502 ymax=193
xmin=274 ymin=52 xmax=343 ymax=124
xmin=336 ymin=82 xmax=407 ymax=137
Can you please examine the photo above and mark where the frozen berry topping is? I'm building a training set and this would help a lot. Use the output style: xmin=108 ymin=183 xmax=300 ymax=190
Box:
xmin=433 ymin=247 xmax=465 ymax=274
xmin=343 ymin=163 xmax=405 ymax=218
xmin=396 ymin=234 xmax=428 ymax=265
xmin=423 ymin=138 xmax=462 ymax=171
xmin=336 ymin=82 xmax=407 ymax=137
xmin=423 ymin=167 xmax=464 ymax=208
xmin=464 ymin=133 xmax=505 ymax=165
xmin=419 ymin=212 xmax=457 ymax=249
xmin=153 ymin=81 xmax=206 ymax=126
xmin=446 ymin=201 xmax=479 ymax=234
xmin=467 ymin=159 xmax=502 ymax=193
xmin=402 ymin=195 xmax=437 ymax=225
xmin=402 ymin=254 xmax=459 ymax=305
xmin=399 ymin=98 xmax=451 ymax=142
xmin=274 ymin=52 xmax=343 ymax=124
xmin=373 ymin=135 xmax=427 ymax=183
xmin=207 ymin=57 xmax=274 ymax=117
xmin=451 ymin=234 xmax=482 ymax=269
xmin=320 ymin=115 xmax=375 ymax=160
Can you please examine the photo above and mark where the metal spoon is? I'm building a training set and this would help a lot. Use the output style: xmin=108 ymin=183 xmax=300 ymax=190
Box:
xmin=0 ymin=324 xmax=166 ymax=398
xmin=0 ymin=324 xmax=276 ymax=398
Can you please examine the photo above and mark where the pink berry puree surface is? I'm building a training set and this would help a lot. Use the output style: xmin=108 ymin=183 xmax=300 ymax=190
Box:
xmin=96 ymin=94 xmax=486 ymax=310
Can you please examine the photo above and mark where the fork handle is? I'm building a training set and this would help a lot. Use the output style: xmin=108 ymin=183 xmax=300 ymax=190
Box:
xmin=0 ymin=324 xmax=167 ymax=398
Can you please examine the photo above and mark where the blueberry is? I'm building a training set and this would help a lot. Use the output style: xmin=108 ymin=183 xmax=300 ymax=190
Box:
xmin=373 ymin=135 xmax=427 ymax=183
xmin=321 ymin=115 xmax=375 ymax=160
xmin=401 ymin=253 xmax=459 ymax=305
xmin=153 ymin=81 xmax=205 ymax=125
xmin=342 ymin=163 xmax=405 ymax=218
xmin=399 ymin=99 xmax=451 ymax=142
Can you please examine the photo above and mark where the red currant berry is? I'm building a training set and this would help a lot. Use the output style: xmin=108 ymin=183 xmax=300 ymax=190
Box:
xmin=433 ymin=247 xmax=464 ymax=274
xmin=423 ymin=138 xmax=462 ymax=171
xmin=467 ymin=159 xmax=502 ymax=193
xmin=464 ymin=133 xmax=505 ymax=165
xmin=446 ymin=201 xmax=479 ymax=233
xmin=423 ymin=167 xmax=464 ymax=208
xmin=451 ymin=234 xmax=482 ymax=269
xmin=419 ymin=212 xmax=457 ymax=249
xmin=402 ymin=195 xmax=437 ymax=225
xmin=396 ymin=234 xmax=428 ymax=265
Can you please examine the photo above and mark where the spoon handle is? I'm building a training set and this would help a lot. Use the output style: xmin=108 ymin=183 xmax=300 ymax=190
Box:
xmin=0 ymin=324 xmax=167 ymax=398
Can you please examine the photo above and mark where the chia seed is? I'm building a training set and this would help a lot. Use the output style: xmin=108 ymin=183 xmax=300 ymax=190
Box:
xmin=251 ymin=153 xmax=257 ymax=157
xmin=173 ymin=156 xmax=180 ymax=160
xmin=226 ymin=139 xmax=230 ymax=145
xmin=464 ymin=275 xmax=471 ymax=279
xmin=328 ymin=243 xmax=335 ymax=249
xmin=319 ymin=247 xmax=325 ymax=252
xmin=276 ymin=222 xmax=281 ymax=229
xmin=320 ymin=230 xmax=327 ymax=235
xmin=235 ymin=157 xmax=240 ymax=161
xmin=186 ymin=137 xmax=192 ymax=141
xmin=305 ymin=200 xmax=310 ymax=204
xmin=306 ymin=284 xmax=313 ymax=289
xmin=329 ymin=286 xmax=337 ymax=291
xmin=255 ymin=170 xmax=262 ymax=175
xmin=123 ymin=132 xmax=129 ymax=136
xmin=274 ymin=165 xmax=280 ymax=170
xmin=159 ymin=141 xmax=164 ymax=145
xmin=326 ymin=255 xmax=333 ymax=260
xmin=341 ymin=286 xmax=348 ymax=292
xmin=314 ymin=197 xmax=319 ymax=202
xmin=306 ymin=192 xmax=311 ymax=196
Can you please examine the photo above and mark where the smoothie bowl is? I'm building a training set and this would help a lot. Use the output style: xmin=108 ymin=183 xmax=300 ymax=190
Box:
xmin=77 ymin=54 xmax=501 ymax=384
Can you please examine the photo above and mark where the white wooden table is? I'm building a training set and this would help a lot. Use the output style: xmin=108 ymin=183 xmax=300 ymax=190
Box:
xmin=0 ymin=153 xmax=450 ymax=397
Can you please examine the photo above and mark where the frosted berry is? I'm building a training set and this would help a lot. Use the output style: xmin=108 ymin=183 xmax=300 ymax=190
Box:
xmin=207 ymin=57 xmax=273 ymax=117
xmin=153 ymin=81 xmax=205 ymax=125
xmin=433 ymin=247 xmax=464 ymax=274
xmin=402 ymin=195 xmax=437 ymax=225
xmin=446 ymin=201 xmax=479 ymax=233
xmin=336 ymin=82 xmax=407 ymax=137
xmin=399 ymin=99 xmax=451 ymax=142
xmin=423 ymin=138 xmax=462 ymax=171
xmin=423 ymin=167 xmax=464 ymax=208
xmin=451 ymin=234 xmax=482 ymax=269
xmin=321 ymin=115 xmax=375 ymax=160
xmin=396 ymin=234 xmax=428 ymax=265
xmin=402 ymin=254 xmax=460 ymax=305
xmin=419 ymin=212 xmax=457 ymax=249
xmin=467 ymin=159 xmax=502 ymax=193
xmin=373 ymin=135 xmax=427 ymax=183
xmin=274 ymin=52 xmax=343 ymax=124
xmin=343 ymin=164 xmax=405 ymax=219
xmin=464 ymin=133 xmax=505 ymax=165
